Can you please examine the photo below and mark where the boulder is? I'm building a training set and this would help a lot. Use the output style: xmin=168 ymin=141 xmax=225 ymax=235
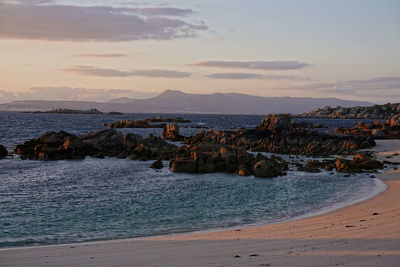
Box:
xmin=170 ymin=159 xmax=197 ymax=173
xmin=0 ymin=145 xmax=7 ymax=158
xmin=163 ymin=124 xmax=183 ymax=141
xmin=253 ymin=160 xmax=279 ymax=178
xmin=123 ymin=133 xmax=144 ymax=151
xmin=79 ymin=129 xmax=124 ymax=157
xmin=150 ymin=159 xmax=164 ymax=169
xmin=257 ymin=114 xmax=292 ymax=134
xmin=197 ymin=162 xmax=216 ymax=173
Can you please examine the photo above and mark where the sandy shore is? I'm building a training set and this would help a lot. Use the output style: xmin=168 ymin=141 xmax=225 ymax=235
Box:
xmin=1 ymin=140 xmax=399 ymax=267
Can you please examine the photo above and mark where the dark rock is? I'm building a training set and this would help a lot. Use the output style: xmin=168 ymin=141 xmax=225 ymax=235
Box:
xmin=0 ymin=145 xmax=7 ymax=158
xmin=170 ymin=159 xmax=197 ymax=173
xmin=150 ymin=159 xmax=163 ymax=169
xmin=253 ymin=160 xmax=279 ymax=178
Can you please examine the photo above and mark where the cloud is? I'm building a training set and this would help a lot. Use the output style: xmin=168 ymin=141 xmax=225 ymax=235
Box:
xmin=0 ymin=1 xmax=207 ymax=42
xmin=137 ymin=7 xmax=194 ymax=16
xmin=62 ymin=65 xmax=191 ymax=78
xmin=205 ymin=72 xmax=306 ymax=80
xmin=72 ymin=54 xmax=128 ymax=58
xmin=206 ymin=73 xmax=264 ymax=80
xmin=282 ymin=76 xmax=400 ymax=92
xmin=0 ymin=87 xmax=158 ymax=103
xmin=131 ymin=69 xmax=191 ymax=78
xmin=188 ymin=60 xmax=310 ymax=70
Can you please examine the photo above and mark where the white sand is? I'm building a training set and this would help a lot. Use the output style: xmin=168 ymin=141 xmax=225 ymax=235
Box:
xmin=1 ymin=140 xmax=399 ymax=267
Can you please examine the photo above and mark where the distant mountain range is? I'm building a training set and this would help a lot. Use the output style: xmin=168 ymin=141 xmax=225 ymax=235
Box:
xmin=0 ymin=89 xmax=373 ymax=114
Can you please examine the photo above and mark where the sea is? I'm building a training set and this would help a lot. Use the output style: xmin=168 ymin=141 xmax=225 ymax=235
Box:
xmin=0 ymin=112 xmax=386 ymax=248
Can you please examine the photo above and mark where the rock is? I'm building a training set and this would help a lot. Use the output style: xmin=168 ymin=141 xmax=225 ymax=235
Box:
xmin=253 ymin=160 xmax=278 ymax=178
xmin=257 ymin=114 xmax=292 ymax=134
xmin=15 ymin=129 xmax=177 ymax=162
xmin=123 ymin=133 xmax=144 ymax=151
xmin=79 ymin=129 xmax=124 ymax=157
xmin=108 ymin=119 xmax=165 ymax=129
xmin=163 ymin=124 xmax=183 ymax=141
xmin=14 ymin=131 xmax=78 ymax=160
xmin=170 ymin=159 xmax=197 ymax=173
xmin=185 ymin=115 xmax=375 ymax=157
xmin=298 ymin=103 xmax=400 ymax=119
xmin=0 ymin=145 xmax=7 ymax=158
xmin=335 ymin=158 xmax=361 ymax=173
xmin=197 ymin=162 xmax=216 ymax=173
xmin=388 ymin=114 xmax=400 ymax=127
xmin=335 ymin=157 xmax=383 ymax=173
xmin=150 ymin=159 xmax=164 ymax=169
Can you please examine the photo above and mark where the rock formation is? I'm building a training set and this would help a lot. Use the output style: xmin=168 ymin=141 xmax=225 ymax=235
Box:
xmin=169 ymin=144 xmax=288 ymax=177
xmin=14 ymin=129 xmax=177 ymax=161
xmin=334 ymin=114 xmax=400 ymax=139
xmin=106 ymin=117 xmax=190 ymax=128
xmin=163 ymin=124 xmax=183 ymax=141
xmin=298 ymin=103 xmax=400 ymax=119
xmin=184 ymin=114 xmax=375 ymax=156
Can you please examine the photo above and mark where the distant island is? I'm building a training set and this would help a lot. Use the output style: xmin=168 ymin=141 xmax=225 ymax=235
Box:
xmin=24 ymin=108 xmax=123 ymax=115
xmin=297 ymin=103 xmax=400 ymax=119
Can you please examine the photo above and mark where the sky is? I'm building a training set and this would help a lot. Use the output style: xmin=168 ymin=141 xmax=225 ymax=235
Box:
xmin=0 ymin=0 xmax=399 ymax=103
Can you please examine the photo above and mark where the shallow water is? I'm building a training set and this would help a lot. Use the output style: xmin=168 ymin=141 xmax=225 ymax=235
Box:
xmin=0 ymin=112 xmax=382 ymax=248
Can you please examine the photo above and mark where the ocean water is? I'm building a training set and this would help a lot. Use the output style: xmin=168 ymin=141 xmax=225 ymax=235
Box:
xmin=0 ymin=112 xmax=384 ymax=248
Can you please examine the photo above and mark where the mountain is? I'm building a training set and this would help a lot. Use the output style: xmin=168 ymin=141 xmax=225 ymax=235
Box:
xmin=0 ymin=90 xmax=373 ymax=114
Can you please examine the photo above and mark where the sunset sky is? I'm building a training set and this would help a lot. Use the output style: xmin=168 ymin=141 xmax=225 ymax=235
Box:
xmin=0 ymin=0 xmax=399 ymax=103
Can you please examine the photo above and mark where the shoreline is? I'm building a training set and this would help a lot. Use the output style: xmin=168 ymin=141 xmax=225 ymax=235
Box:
xmin=1 ymin=140 xmax=399 ymax=266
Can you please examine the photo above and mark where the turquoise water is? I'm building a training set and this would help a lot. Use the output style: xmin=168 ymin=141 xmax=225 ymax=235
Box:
xmin=0 ymin=157 xmax=381 ymax=248
xmin=0 ymin=112 xmax=383 ymax=248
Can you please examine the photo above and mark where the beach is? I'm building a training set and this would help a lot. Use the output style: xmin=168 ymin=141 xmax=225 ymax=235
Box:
xmin=1 ymin=140 xmax=399 ymax=267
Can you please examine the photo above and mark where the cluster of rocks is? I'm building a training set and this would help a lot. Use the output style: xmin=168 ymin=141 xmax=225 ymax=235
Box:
xmin=104 ymin=117 xmax=190 ymax=128
xmin=297 ymin=153 xmax=384 ymax=174
xmin=14 ymin=129 xmax=177 ymax=161
xmin=298 ymin=103 xmax=400 ymax=119
xmin=334 ymin=115 xmax=400 ymax=139
xmin=169 ymin=144 xmax=288 ymax=178
xmin=0 ymin=145 xmax=7 ymax=159
xmin=184 ymin=114 xmax=375 ymax=156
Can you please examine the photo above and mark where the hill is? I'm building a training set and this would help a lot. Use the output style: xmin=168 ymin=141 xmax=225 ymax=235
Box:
xmin=0 ymin=90 xmax=373 ymax=114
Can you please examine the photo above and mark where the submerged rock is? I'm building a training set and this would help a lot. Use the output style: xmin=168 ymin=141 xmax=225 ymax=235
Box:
xmin=0 ymin=145 xmax=7 ymax=159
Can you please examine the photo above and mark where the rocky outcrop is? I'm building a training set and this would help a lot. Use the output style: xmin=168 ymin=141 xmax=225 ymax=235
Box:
xmin=163 ymin=124 xmax=183 ymax=141
xmin=295 ymin=154 xmax=383 ymax=174
xmin=184 ymin=114 xmax=375 ymax=156
xmin=107 ymin=119 xmax=166 ymax=129
xmin=298 ymin=103 xmax=400 ymax=119
xmin=169 ymin=144 xmax=288 ymax=178
xmin=0 ymin=145 xmax=7 ymax=159
xmin=257 ymin=114 xmax=291 ymax=134
xmin=334 ymin=115 xmax=400 ymax=139
xmin=106 ymin=117 xmax=190 ymax=129
xmin=14 ymin=130 xmax=177 ymax=161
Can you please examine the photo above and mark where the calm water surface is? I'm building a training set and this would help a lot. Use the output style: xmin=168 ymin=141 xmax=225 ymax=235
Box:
xmin=0 ymin=112 xmax=383 ymax=248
